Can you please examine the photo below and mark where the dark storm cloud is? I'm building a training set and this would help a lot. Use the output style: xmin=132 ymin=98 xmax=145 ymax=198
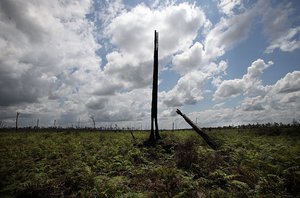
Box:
xmin=0 ymin=0 xmax=45 ymax=43
xmin=0 ymin=60 xmax=48 ymax=106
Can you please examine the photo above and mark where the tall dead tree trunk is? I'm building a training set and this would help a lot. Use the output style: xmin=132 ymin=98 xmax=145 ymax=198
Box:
xmin=176 ymin=109 xmax=218 ymax=150
xmin=15 ymin=112 xmax=20 ymax=131
xmin=149 ymin=30 xmax=161 ymax=142
xmin=90 ymin=116 xmax=95 ymax=130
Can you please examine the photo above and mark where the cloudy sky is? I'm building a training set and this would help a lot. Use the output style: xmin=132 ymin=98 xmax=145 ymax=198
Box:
xmin=0 ymin=0 xmax=300 ymax=129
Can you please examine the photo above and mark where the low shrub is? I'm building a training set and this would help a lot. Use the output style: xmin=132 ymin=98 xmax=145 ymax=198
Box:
xmin=174 ymin=136 xmax=199 ymax=169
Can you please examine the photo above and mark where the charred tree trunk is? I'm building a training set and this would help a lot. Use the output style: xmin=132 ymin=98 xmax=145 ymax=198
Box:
xmin=176 ymin=109 xmax=218 ymax=150
xmin=149 ymin=30 xmax=161 ymax=142
xmin=15 ymin=112 xmax=20 ymax=131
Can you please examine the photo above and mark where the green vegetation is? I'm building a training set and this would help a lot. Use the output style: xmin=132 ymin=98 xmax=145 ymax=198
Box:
xmin=0 ymin=128 xmax=299 ymax=197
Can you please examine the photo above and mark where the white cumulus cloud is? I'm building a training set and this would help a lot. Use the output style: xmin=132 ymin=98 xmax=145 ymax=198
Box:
xmin=214 ymin=59 xmax=273 ymax=99
xmin=261 ymin=1 xmax=300 ymax=53
xmin=0 ymin=0 xmax=101 ymax=124
xmin=218 ymin=0 xmax=243 ymax=16
xmin=161 ymin=71 xmax=208 ymax=107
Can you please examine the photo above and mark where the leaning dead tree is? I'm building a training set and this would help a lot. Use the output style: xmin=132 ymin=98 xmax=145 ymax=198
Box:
xmin=149 ymin=30 xmax=161 ymax=142
xmin=176 ymin=109 xmax=218 ymax=150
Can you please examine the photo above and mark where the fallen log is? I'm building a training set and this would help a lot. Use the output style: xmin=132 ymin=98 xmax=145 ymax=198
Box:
xmin=176 ymin=109 xmax=218 ymax=150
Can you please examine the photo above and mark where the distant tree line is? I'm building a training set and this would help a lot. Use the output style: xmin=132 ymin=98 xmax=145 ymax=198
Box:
xmin=0 ymin=122 xmax=144 ymax=132
xmin=0 ymin=112 xmax=299 ymax=133
xmin=201 ymin=119 xmax=300 ymax=130
xmin=0 ymin=119 xmax=299 ymax=132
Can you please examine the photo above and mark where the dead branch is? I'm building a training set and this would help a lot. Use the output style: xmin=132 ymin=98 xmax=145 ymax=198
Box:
xmin=176 ymin=109 xmax=218 ymax=150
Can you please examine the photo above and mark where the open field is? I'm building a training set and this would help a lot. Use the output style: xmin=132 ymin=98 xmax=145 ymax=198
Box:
xmin=0 ymin=128 xmax=299 ymax=197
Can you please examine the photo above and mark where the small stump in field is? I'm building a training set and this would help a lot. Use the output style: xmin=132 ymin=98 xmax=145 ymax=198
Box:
xmin=175 ymin=138 xmax=199 ymax=169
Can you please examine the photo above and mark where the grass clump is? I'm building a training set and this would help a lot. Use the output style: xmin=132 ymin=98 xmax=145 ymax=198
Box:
xmin=174 ymin=136 xmax=199 ymax=169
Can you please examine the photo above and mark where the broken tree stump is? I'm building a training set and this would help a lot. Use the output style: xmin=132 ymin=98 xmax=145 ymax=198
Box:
xmin=176 ymin=109 xmax=218 ymax=150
